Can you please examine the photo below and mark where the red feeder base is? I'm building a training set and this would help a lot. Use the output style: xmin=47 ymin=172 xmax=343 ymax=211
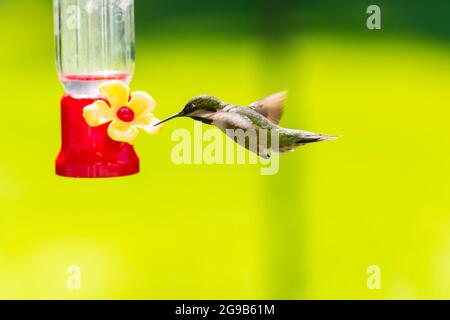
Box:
xmin=55 ymin=94 xmax=139 ymax=178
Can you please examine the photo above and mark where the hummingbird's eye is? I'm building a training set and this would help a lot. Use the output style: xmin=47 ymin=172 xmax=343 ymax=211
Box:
xmin=186 ymin=104 xmax=195 ymax=113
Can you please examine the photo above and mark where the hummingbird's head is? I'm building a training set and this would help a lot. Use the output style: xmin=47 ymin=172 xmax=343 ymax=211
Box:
xmin=153 ymin=95 xmax=223 ymax=127
xmin=182 ymin=95 xmax=223 ymax=115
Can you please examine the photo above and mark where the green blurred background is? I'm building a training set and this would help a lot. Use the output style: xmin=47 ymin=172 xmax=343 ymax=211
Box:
xmin=0 ymin=0 xmax=449 ymax=299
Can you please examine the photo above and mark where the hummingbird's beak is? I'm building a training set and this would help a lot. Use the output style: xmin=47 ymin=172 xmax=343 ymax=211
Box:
xmin=153 ymin=112 xmax=185 ymax=127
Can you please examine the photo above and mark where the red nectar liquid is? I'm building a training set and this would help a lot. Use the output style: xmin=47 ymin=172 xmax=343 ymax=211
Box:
xmin=55 ymin=74 xmax=139 ymax=178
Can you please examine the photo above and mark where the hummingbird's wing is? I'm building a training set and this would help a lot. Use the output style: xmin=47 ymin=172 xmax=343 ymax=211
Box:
xmin=211 ymin=111 xmax=255 ymax=132
xmin=211 ymin=110 xmax=271 ymax=159
xmin=249 ymin=91 xmax=287 ymax=124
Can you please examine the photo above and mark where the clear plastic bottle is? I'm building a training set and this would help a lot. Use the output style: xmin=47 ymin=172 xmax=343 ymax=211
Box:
xmin=54 ymin=0 xmax=139 ymax=178
xmin=54 ymin=0 xmax=135 ymax=95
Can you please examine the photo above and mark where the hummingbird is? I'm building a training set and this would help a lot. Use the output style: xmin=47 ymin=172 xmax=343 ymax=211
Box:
xmin=153 ymin=92 xmax=336 ymax=158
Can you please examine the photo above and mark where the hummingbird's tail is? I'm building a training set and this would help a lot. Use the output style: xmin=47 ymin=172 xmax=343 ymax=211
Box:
xmin=299 ymin=132 xmax=337 ymax=143
xmin=278 ymin=132 xmax=337 ymax=153
xmin=315 ymin=134 xmax=338 ymax=142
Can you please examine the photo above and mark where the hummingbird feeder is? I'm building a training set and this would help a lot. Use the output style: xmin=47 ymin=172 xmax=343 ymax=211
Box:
xmin=54 ymin=0 xmax=160 ymax=178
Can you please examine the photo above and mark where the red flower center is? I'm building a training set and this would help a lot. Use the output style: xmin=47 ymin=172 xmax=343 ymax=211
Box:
xmin=116 ymin=106 xmax=135 ymax=122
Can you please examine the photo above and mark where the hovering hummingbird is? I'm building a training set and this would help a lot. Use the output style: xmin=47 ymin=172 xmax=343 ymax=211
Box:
xmin=153 ymin=92 xmax=336 ymax=158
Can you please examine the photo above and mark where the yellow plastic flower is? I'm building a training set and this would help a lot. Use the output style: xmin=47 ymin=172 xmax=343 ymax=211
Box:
xmin=83 ymin=80 xmax=162 ymax=144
